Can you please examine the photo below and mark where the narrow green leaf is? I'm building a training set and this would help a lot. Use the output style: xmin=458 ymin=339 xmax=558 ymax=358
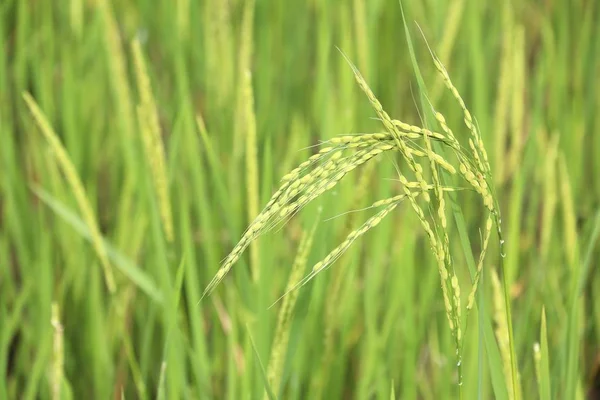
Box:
xmin=31 ymin=186 xmax=164 ymax=304
xmin=536 ymin=307 xmax=552 ymax=400
xmin=247 ymin=326 xmax=278 ymax=400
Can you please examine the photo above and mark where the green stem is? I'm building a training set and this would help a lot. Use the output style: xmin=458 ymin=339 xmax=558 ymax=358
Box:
xmin=497 ymin=218 xmax=519 ymax=400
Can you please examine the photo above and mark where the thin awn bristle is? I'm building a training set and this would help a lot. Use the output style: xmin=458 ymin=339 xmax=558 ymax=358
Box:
xmin=311 ymin=200 xmax=400 ymax=274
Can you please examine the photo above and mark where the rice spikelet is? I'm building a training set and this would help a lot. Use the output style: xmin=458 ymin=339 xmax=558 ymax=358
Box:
xmin=352 ymin=0 xmax=369 ymax=79
xmin=341 ymin=53 xmax=430 ymax=201
xmin=132 ymin=39 xmax=174 ymax=242
xmin=204 ymin=0 xmax=234 ymax=106
xmin=97 ymin=0 xmax=135 ymax=139
xmin=312 ymin=199 xmax=401 ymax=275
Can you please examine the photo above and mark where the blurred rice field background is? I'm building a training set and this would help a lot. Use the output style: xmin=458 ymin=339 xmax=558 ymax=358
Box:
xmin=1 ymin=0 xmax=600 ymax=398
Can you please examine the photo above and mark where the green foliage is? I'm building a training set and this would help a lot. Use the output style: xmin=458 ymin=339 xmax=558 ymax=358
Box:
xmin=1 ymin=0 xmax=599 ymax=399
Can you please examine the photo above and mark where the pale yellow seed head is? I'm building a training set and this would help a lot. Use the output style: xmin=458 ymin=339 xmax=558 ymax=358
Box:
xmin=441 ymin=267 xmax=449 ymax=281
xmin=216 ymin=268 xmax=227 ymax=280
xmin=331 ymin=151 xmax=343 ymax=161
xmin=467 ymin=293 xmax=476 ymax=310
xmin=464 ymin=109 xmax=472 ymax=123
xmin=451 ymin=275 xmax=459 ymax=289
xmin=433 ymin=154 xmax=456 ymax=174
xmin=435 ymin=112 xmax=446 ymax=124
xmin=281 ymin=172 xmax=295 ymax=182
xmin=279 ymin=205 xmax=290 ymax=218
xmin=444 ymin=295 xmax=453 ymax=313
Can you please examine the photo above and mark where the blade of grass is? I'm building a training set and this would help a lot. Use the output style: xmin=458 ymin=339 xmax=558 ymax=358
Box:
xmin=31 ymin=186 xmax=164 ymax=304
xmin=23 ymin=93 xmax=116 ymax=293
xmin=565 ymin=208 xmax=600 ymax=395
xmin=247 ymin=326 xmax=277 ymax=400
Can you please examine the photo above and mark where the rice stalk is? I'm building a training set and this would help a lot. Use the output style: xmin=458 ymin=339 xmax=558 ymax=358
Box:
xmin=70 ymin=0 xmax=83 ymax=37
xmin=23 ymin=93 xmax=116 ymax=293
xmin=352 ymin=0 xmax=369 ymax=79
xmin=493 ymin=1 xmax=514 ymax=184
xmin=176 ymin=0 xmax=190 ymax=40
xmin=204 ymin=0 xmax=234 ymax=106
xmin=558 ymin=153 xmax=579 ymax=269
xmin=315 ymin=156 xmax=378 ymax=398
xmin=422 ymin=107 xmax=462 ymax=355
xmin=96 ymin=0 xmax=135 ymax=139
xmin=540 ymin=135 xmax=559 ymax=260
xmin=156 ymin=361 xmax=167 ymax=400
xmin=265 ymin=216 xmax=320 ymax=399
xmin=533 ymin=342 xmax=542 ymax=393
xmin=51 ymin=303 xmax=64 ymax=400
xmin=430 ymin=0 xmax=466 ymax=103
xmin=508 ymin=26 xmax=526 ymax=179
xmin=236 ymin=0 xmax=259 ymax=281
xmin=491 ymin=268 xmax=522 ymax=399
xmin=132 ymin=39 xmax=174 ymax=243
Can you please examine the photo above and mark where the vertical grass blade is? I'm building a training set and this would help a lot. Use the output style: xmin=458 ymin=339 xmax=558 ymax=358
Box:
xmin=535 ymin=307 xmax=552 ymax=400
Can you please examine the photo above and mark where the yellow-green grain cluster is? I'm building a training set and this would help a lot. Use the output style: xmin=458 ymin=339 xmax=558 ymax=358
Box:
xmin=132 ymin=39 xmax=174 ymax=243
xmin=202 ymin=51 xmax=502 ymax=378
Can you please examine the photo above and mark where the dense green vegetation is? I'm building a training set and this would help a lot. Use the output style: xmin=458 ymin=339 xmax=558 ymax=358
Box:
xmin=1 ymin=0 xmax=599 ymax=399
